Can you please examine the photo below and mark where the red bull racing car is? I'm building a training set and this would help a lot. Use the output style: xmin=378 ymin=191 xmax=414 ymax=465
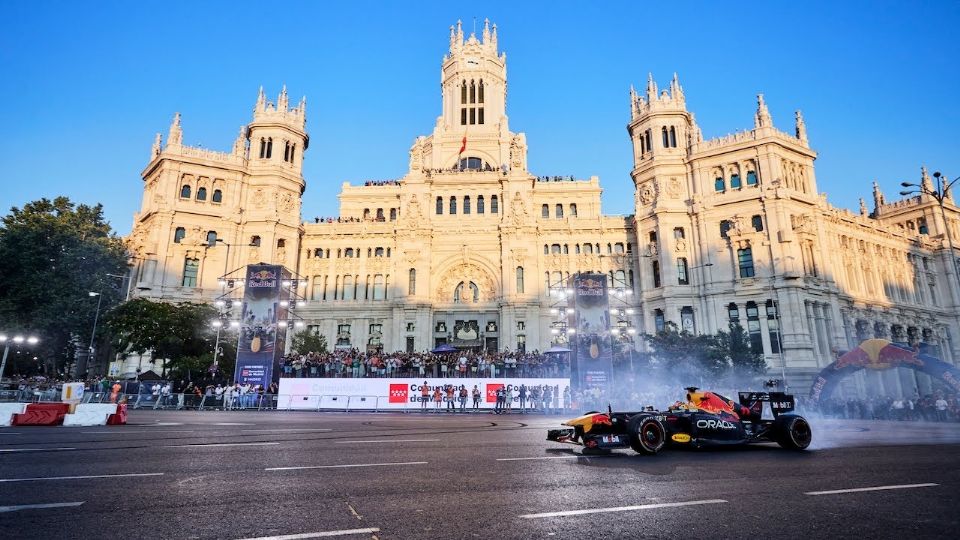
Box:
xmin=547 ymin=387 xmax=812 ymax=454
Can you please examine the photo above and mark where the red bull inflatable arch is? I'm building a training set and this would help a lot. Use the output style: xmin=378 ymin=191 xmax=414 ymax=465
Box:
xmin=809 ymin=339 xmax=960 ymax=403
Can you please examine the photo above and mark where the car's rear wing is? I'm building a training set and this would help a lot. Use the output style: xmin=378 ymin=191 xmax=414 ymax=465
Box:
xmin=738 ymin=391 xmax=795 ymax=421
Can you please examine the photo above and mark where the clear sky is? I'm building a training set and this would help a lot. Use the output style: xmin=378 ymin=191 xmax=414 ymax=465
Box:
xmin=1 ymin=1 xmax=958 ymax=235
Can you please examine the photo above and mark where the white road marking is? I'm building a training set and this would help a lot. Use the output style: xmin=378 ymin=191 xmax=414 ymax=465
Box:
xmin=0 ymin=472 xmax=164 ymax=483
xmin=81 ymin=430 xmax=195 ymax=434
xmin=153 ymin=422 xmax=184 ymax=426
xmin=165 ymin=442 xmax=279 ymax=448
xmin=334 ymin=439 xmax=438 ymax=444
xmin=497 ymin=456 xmax=582 ymax=461
xmin=266 ymin=461 xmax=427 ymax=471
xmin=805 ymin=483 xmax=939 ymax=496
xmin=241 ymin=428 xmax=332 ymax=433
xmin=0 ymin=447 xmax=76 ymax=453
xmin=234 ymin=528 xmax=380 ymax=540
xmin=0 ymin=502 xmax=85 ymax=513
xmin=519 ymin=499 xmax=728 ymax=519
xmin=213 ymin=422 xmax=255 ymax=426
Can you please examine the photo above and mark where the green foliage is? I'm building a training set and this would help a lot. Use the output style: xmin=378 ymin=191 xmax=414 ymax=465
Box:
xmin=291 ymin=329 xmax=327 ymax=355
xmin=721 ymin=323 xmax=767 ymax=376
xmin=0 ymin=197 xmax=129 ymax=374
xmin=103 ymin=299 xmax=220 ymax=377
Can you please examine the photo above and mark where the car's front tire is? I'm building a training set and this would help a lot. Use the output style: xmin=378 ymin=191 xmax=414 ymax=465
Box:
xmin=628 ymin=415 xmax=666 ymax=455
xmin=774 ymin=414 xmax=812 ymax=450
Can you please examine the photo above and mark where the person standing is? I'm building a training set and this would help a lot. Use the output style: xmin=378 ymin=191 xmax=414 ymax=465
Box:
xmin=472 ymin=385 xmax=481 ymax=410
xmin=458 ymin=385 xmax=468 ymax=412
xmin=562 ymin=386 xmax=571 ymax=414
xmin=544 ymin=386 xmax=553 ymax=415
xmin=421 ymin=382 xmax=430 ymax=411
xmin=518 ymin=384 xmax=527 ymax=413
xmin=446 ymin=384 xmax=456 ymax=412
xmin=433 ymin=386 xmax=443 ymax=411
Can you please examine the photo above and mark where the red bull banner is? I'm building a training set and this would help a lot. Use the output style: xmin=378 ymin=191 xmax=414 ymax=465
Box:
xmin=809 ymin=339 xmax=960 ymax=403
xmin=234 ymin=264 xmax=289 ymax=389
xmin=572 ymin=273 xmax=613 ymax=392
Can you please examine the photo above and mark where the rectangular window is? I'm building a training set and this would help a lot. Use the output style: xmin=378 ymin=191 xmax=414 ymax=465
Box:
xmin=469 ymin=108 xmax=476 ymax=125
xmin=516 ymin=266 xmax=525 ymax=293
xmin=766 ymin=301 xmax=781 ymax=354
xmin=181 ymin=257 xmax=199 ymax=287
xmin=746 ymin=171 xmax=758 ymax=186
xmin=461 ymin=108 xmax=467 ymax=125
xmin=478 ymin=107 xmax=484 ymax=124
xmin=677 ymin=257 xmax=689 ymax=285
xmin=652 ymin=260 xmax=661 ymax=288
xmin=738 ymin=248 xmax=755 ymax=278
xmin=406 ymin=336 xmax=415 ymax=353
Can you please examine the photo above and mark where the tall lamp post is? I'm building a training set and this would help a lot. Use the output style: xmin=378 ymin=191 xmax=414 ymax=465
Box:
xmin=901 ymin=171 xmax=960 ymax=295
xmin=1 ymin=334 xmax=39 ymax=382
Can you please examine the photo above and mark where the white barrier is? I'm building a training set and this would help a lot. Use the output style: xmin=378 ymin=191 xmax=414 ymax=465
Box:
xmin=62 ymin=404 xmax=119 ymax=427
xmin=279 ymin=377 xmax=571 ymax=411
xmin=0 ymin=403 xmax=27 ymax=426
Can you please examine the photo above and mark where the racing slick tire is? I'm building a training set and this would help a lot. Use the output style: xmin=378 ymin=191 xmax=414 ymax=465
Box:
xmin=774 ymin=414 xmax=812 ymax=450
xmin=627 ymin=415 xmax=666 ymax=455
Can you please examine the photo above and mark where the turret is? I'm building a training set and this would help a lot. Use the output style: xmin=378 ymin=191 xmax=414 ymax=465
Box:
xmin=873 ymin=180 xmax=885 ymax=211
xmin=151 ymin=133 xmax=162 ymax=158
xmin=168 ymin=112 xmax=183 ymax=146
xmin=247 ymin=86 xmax=308 ymax=171
xmin=921 ymin=166 xmax=934 ymax=194
xmin=627 ymin=73 xmax=692 ymax=172
xmin=795 ymin=110 xmax=808 ymax=144
xmin=755 ymin=94 xmax=772 ymax=129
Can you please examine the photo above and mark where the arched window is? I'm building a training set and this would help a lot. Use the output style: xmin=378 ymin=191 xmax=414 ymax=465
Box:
xmin=491 ymin=195 xmax=499 ymax=213
xmin=345 ymin=248 xmax=354 ymax=258
xmin=714 ymin=177 xmax=725 ymax=192
xmin=374 ymin=247 xmax=385 ymax=257
xmin=584 ymin=243 xmax=593 ymax=254
xmin=669 ymin=126 xmax=677 ymax=147
xmin=614 ymin=270 xmax=626 ymax=286
xmin=652 ymin=260 xmax=661 ymax=287
xmin=738 ymin=247 xmax=755 ymax=278
xmin=196 ymin=187 xmax=207 ymax=201
xmin=654 ymin=309 xmax=665 ymax=333
xmin=674 ymin=227 xmax=685 ymax=239
xmin=453 ymin=281 xmax=479 ymax=303
xmin=562 ymin=244 xmax=569 ymax=254
xmin=449 ymin=196 xmax=457 ymax=214
xmin=283 ymin=141 xmax=291 ymax=162
xmin=463 ymin=196 xmax=471 ymax=214
xmin=730 ymin=173 xmax=742 ymax=189
xmin=314 ymin=248 xmax=323 ymax=258
xmin=173 ymin=227 xmax=185 ymax=243
xmin=542 ymin=204 xmax=549 ymax=218
xmin=180 ymin=184 xmax=191 ymax=198
xmin=476 ymin=195 xmax=485 ymax=214
xmin=389 ymin=208 xmax=397 ymax=221
xmin=289 ymin=144 xmax=296 ymax=163
xmin=376 ymin=208 xmax=384 ymax=221
xmin=555 ymin=204 xmax=564 ymax=218
xmin=728 ymin=303 xmax=740 ymax=322
xmin=436 ymin=197 xmax=443 ymax=215
xmin=265 ymin=138 xmax=273 ymax=159
xmin=458 ymin=157 xmax=485 ymax=170
xmin=570 ymin=203 xmax=577 ymax=217
xmin=543 ymin=244 xmax=549 ymax=255
xmin=212 ymin=189 xmax=223 ymax=203
xmin=751 ymin=215 xmax=764 ymax=232
xmin=277 ymin=239 xmax=285 ymax=248
xmin=259 ymin=138 xmax=266 ymax=158
xmin=551 ymin=244 xmax=561 ymax=254
xmin=645 ymin=129 xmax=652 ymax=154
xmin=677 ymin=257 xmax=689 ymax=285
xmin=206 ymin=231 xmax=218 ymax=246
xmin=575 ymin=244 xmax=581 ymax=254
xmin=746 ymin=171 xmax=758 ymax=186
xmin=250 ymin=235 xmax=261 ymax=247
xmin=720 ymin=220 xmax=733 ymax=239
xmin=343 ymin=275 xmax=355 ymax=301
xmin=408 ymin=268 xmax=416 ymax=295
xmin=363 ymin=209 xmax=371 ymax=221
xmin=614 ymin=243 xmax=625 ymax=254
xmin=516 ymin=266 xmax=525 ymax=293
xmin=662 ymin=127 xmax=669 ymax=148
xmin=607 ymin=243 xmax=613 ymax=254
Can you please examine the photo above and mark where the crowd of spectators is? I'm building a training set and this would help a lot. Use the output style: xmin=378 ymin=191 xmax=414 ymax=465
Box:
xmin=280 ymin=349 xmax=569 ymax=379
xmin=362 ymin=180 xmax=400 ymax=186
xmin=313 ymin=216 xmax=361 ymax=224
xmin=536 ymin=175 xmax=577 ymax=182
xmin=799 ymin=393 xmax=960 ymax=422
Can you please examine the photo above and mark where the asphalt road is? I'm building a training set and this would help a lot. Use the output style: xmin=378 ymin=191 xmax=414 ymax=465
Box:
xmin=1 ymin=411 xmax=958 ymax=539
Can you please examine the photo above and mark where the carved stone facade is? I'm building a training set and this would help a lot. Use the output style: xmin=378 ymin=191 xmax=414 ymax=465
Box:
xmin=124 ymin=21 xmax=960 ymax=397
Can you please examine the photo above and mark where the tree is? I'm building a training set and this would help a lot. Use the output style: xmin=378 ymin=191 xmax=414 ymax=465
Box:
xmin=718 ymin=323 xmax=767 ymax=378
xmin=643 ymin=322 xmax=728 ymax=382
xmin=0 ymin=197 xmax=128 ymax=375
xmin=103 ymin=299 xmax=219 ymax=377
xmin=291 ymin=329 xmax=327 ymax=355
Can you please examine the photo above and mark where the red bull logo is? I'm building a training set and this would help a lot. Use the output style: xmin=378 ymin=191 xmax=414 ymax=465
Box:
xmin=834 ymin=340 xmax=924 ymax=371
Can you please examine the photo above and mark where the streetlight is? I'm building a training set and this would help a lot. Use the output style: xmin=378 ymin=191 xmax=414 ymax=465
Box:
xmin=901 ymin=171 xmax=960 ymax=294
xmin=85 ymin=291 xmax=104 ymax=377
xmin=1 ymin=334 xmax=39 ymax=382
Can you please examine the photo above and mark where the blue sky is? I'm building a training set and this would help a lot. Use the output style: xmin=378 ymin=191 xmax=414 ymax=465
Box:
xmin=1 ymin=1 xmax=958 ymax=235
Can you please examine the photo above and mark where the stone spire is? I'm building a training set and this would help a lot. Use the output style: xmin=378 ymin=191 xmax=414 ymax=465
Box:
xmin=233 ymin=126 xmax=247 ymax=156
xmin=755 ymin=94 xmax=772 ymax=128
xmin=449 ymin=23 xmax=457 ymax=51
xmin=256 ymin=86 xmax=266 ymax=112
xmin=167 ymin=112 xmax=182 ymax=146
xmin=795 ymin=110 xmax=808 ymax=143
xmin=151 ymin=132 xmax=162 ymax=158
xmin=921 ymin=166 xmax=934 ymax=194
xmin=670 ymin=72 xmax=685 ymax=103
xmin=482 ymin=18 xmax=491 ymax=44
xmin=645 ymin=73 xmax=658 ymax=102
xmin=859 ymin=197 xmax=867 ymax=216
xmin=873 ymin=180 xmax=885 ymax=208
xmin=278 ymin=85 xmax=289 ymax=111
xmin=689 ymin=112 xmax=703 ymax=143
xmin=490 ymin=22 xmax=498 ymax=49
xmin=629 ymin=84 xmax=637 ymax=120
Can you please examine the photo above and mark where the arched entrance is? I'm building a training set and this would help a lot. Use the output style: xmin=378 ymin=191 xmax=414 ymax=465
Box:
xmin=809 ymin=339 xmax=960 ymax=404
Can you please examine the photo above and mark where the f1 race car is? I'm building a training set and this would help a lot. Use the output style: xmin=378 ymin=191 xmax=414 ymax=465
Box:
xmin=547 ymin=387 xmax=812 ymax=454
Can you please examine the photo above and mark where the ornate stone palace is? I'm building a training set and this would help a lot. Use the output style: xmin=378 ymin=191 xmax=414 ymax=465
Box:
xmin=126 ymin=20 xmax=960 ymax=394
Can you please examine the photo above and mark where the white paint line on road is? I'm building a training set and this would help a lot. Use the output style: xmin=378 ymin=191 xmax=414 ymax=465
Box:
xmin=334 ymin=439 xmax=439 ymax=444
xmin=213 ymin=422 xmax=255 ymax=426
xmin=266 ymin=461 xmax=427 ymax=471
xmin=165 ymin=442 xmax=280 ymax=448
xmin=805 ymin=483 xmax=939 ymax=496
xmin=235 ymin=528 xmax=380 ymax=540
xmin=497 ymin=456 xmax=582 ymax=461
xmin=0 ymin=447 xmax=76 ymax=453
xmin=0 ymin=502 xmax=85 ymax=513
xmin=0 ymin=473 xmax=164 ymax=483
xmin=519 ymin=499 xmax=728 ymax=519
xmin=81 ymin=430 xmax=196 ymax=434
xmin=241 ymin=429 xmax=333 ymax=433
xmin=152 ymin=422 xmax=184 ymax=426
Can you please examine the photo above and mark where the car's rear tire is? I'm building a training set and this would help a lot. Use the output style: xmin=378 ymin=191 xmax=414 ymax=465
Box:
xmin=775 ymin=414 xmax=812 ymax=450
xmin=628 ymin=415 xmax=666 ymax=455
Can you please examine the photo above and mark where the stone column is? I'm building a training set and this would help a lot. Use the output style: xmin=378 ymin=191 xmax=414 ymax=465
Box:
xmin=805 ymin=301 xmax=821 ymax=360
xmin=814 ymin=303 xmax=831 ymax=364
